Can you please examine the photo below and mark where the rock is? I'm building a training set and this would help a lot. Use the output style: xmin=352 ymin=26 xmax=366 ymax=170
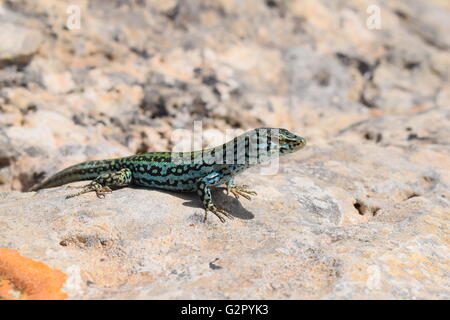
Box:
xmin=337 ymin=107 xmax=450 ymax=147
xmin=0 ymin=135 xmax=448 ymax=299
xmin=0 ymin=23 xmax=42 ymax=67
xmin=283 ymin=46 xmax=355 ymax=110
xmin=388 ymin=0 xmax=450 ymax=50
xmin=437 ymin=85 xmax=450 ymax=109
xmin=0 ymin=129 xmax=16 ymax=191
xmin=42 ymin=72 xmax=75 ymax=94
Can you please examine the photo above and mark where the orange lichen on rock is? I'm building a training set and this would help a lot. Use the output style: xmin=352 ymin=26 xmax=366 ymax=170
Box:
xmin=0 ymin=279 xmax=21 ymax=299
xmin=0 ymin=248 xmax=68 ymax=300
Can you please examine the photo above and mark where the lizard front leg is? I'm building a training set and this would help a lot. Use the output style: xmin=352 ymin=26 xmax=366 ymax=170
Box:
xmin=197 ymin=173 xmax=234 ymax=223
xmin=226 ymin=178 xmax=257 ymax=200
xmin=66 ymin=168 xmax=132 ymax=199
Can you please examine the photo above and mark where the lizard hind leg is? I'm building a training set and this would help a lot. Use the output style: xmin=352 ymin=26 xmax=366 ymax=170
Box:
xmin=66 ymin=168 xmax=132 ymax=199
xmin=65 ymin=181 xmax=111 ymax=199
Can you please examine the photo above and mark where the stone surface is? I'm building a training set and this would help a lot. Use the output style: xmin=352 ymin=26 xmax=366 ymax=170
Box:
xmin=0 ymin=23 xmax=43 ymax=67
xmin=0 ymin=136 xmax=448 ymax=299
xmin=0 ymin=0 xmax=449 ymax=299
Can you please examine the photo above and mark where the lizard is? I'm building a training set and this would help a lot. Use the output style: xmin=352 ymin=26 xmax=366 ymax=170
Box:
xmin=29 ymin=128 xmax=306 ymax=222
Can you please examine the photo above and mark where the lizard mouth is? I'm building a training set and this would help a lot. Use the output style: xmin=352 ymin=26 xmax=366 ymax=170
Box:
xmin=279 ymin=137 xmax=306 ymax=153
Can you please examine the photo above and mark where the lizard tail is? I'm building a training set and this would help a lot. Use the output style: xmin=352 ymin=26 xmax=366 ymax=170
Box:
xmin=28 ymin=159 xmax=118 ymax=192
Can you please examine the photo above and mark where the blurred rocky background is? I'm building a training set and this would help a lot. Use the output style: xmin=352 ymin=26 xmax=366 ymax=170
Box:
xmin=0 ymin=0 xmax=448 ymax=299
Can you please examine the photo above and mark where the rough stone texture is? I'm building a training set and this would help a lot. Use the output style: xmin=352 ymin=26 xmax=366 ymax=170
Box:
xmin=0 ymin=0 xmax=449 ymax=299
xmin=1 ymin=137 xmax=448 ymax=299
xmin=0 ymin=23 xmax=43 ymax=67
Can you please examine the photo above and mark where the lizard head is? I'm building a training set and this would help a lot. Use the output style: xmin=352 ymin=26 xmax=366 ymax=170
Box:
xmin=250 ymin=128 xmax=306 ymax=157
xmin=274 ymin=128 xmax=307 ymax=155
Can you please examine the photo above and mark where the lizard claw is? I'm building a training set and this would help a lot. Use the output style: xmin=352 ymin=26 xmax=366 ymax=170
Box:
xmin=204 ymin=205 xmax=234 ymax=223
xmin=95 ymin=186 xmax=112 ymax=199
xmin=227 ymin=185 xmax=257 ymax=201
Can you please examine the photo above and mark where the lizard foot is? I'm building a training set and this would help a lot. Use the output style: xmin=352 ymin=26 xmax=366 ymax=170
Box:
xmin=95 ymin=186 xmax=112 ymax=199
xmin=204 ymin=205 xmax=234 ymax=223
xmin=65 ymin=182 xmax=111 ymax=199
xmin=227 ymin=184 xmax=257 ymax=200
